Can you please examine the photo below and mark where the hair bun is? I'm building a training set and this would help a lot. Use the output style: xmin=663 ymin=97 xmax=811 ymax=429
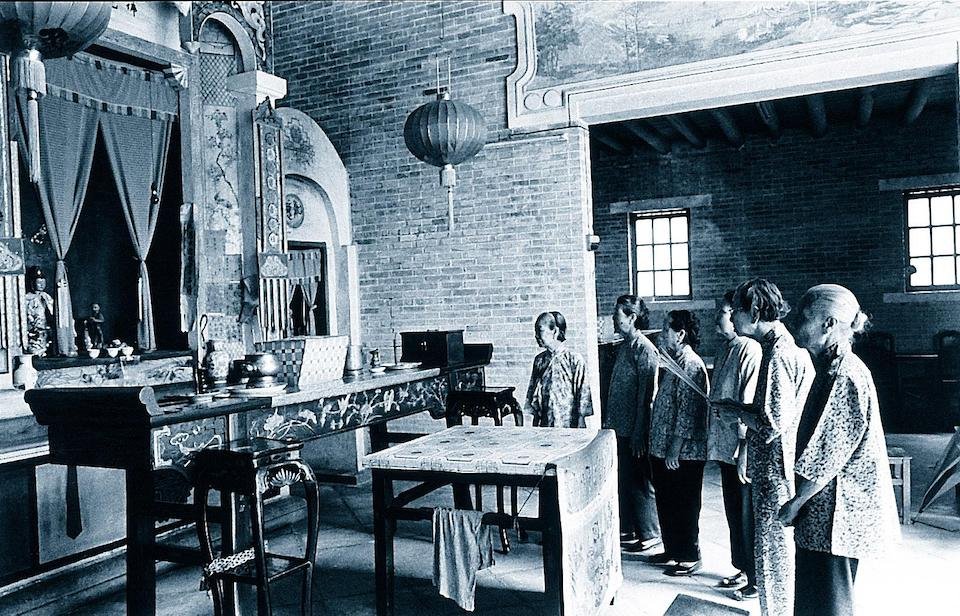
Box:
xmin=850 ymin=310 xmax=869 ymax=334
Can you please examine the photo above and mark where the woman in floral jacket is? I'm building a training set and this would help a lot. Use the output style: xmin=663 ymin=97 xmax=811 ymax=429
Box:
xmin=780 ymin=284 xmax=900 ymax=616
xmin=718 ymin=278 xmax=814 ymax=616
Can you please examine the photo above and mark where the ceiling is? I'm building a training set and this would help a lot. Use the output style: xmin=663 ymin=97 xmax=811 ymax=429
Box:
xmin=590 ymin=75 xmax=956 ymax=155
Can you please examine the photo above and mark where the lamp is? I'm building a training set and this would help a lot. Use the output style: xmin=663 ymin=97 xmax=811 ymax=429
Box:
xmin=0 ymin=2 xmax=113 ymax=182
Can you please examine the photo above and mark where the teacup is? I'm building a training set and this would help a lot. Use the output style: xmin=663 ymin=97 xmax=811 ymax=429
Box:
xmin=87 ymin=348 xmax=101 ymax=359
xmin=105 ymin=347 xmax=120 ymax=358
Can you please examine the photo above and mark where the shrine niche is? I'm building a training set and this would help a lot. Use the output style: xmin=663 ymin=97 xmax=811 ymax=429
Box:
xmin=275 ymin=107 xmax=359 ymax=348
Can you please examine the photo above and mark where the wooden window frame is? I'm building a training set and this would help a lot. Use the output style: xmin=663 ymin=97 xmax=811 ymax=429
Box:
xmin=904 ymin=187 xmax=960 ymax=292
xmin=629 ymin=208 xmax=693 ymax=301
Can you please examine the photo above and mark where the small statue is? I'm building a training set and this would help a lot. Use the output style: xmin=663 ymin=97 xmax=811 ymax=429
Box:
xmin=84 ymin=303 xmax=105 ymax=350
xmin=24 ymin=269 xmax=54 ymax=356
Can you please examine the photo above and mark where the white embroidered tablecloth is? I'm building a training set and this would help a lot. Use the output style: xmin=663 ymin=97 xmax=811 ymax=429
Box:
xmin=364 ymin=425 xmax=622 ymax=614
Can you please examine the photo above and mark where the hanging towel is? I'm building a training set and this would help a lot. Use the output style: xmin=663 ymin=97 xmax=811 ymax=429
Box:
xmin=432 ymin=507 xmax=495 ymax=611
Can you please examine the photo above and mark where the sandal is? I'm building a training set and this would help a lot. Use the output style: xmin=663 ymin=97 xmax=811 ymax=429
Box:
xmin=733 ymin=584 xmax=758 ymax=601
xmin=718 ymin=572 xmax=747 ymax=588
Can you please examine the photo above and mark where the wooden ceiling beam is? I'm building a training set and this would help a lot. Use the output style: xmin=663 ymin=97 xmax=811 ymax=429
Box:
xmin=709 ymin=108 xmax=744 ymax=147
xmin=903 ymin=78 xmax=934 ymax=125
xmin=857 ymin=86 xmax=877 ymax=128
xmin=754 ymin=101 xmax=781 ymax=139
xmin=624 ymin=121 xmax=671 ymax=155
xmin=591 ymin=130 xmax=630 ymax=154
xmin=664 ymin=114 xmax=705 ymax=148
xmin=805 ymin=94 xmax=828 ymax=137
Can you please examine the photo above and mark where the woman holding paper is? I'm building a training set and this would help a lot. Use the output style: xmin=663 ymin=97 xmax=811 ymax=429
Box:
xmin=718 ymin=278 xmax=814 ymax=616
xmin=646 ymin=309 xmax=710 ymax=576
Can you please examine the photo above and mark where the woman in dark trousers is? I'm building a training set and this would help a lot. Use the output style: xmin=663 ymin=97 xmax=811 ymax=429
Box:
xmin=709 ymin=291 xmax=762 ymax=600
xmin=780 ymin=284 xmax=900 ymax=616
xmin=647 ymin=310 xmax=710 ymax=576
xmin=604 ymin=294 xmax=662 ymax=553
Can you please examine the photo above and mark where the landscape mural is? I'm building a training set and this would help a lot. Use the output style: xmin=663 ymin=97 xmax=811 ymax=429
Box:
xmin=531 ymin=1 xmax=960 ymax=89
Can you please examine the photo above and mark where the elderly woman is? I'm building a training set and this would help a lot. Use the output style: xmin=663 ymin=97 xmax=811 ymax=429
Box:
xmin=606 ymin=295 xmax=662 ymax=554
xmin=647 ymin=310 xmax=710 ymax=576
xmin=709 ymin=291 xmax=762 ymax=600
xmin=523 ymin=311 xmax=592 ymax=428
xmin=779 ymin=285 xmax=900 ymax=616
xmin=717 ymin=278 xmax=814 ymax=616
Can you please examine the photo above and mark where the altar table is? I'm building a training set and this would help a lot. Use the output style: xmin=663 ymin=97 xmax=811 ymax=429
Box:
xmin=27 ymin=362 xmax=484 ymax=616
xmin=363 ymin=425 xmax=622 ymax=616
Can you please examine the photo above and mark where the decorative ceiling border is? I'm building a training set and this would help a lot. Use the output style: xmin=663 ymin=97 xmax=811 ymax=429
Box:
xmin=503 ymin=1 xmax=960 ymax=131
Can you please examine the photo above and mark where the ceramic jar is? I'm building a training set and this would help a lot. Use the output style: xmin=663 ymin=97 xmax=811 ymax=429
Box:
xmin=202 ymin=340 xmax=231 ymax=387
xmin=12 ymin=354 xmax=37 ymax=390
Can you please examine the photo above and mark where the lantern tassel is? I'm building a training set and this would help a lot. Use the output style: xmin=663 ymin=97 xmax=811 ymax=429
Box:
xmin=12 ymin=49 xmax=46 ymax=183
xmin=441 ymin=164 xmax=456 ymax=230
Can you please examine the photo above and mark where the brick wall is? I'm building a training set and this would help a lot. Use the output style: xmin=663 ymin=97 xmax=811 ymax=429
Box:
xmin=272 ymin=1 xmax=598 ymax=403
xmin=593 ymin=105 xmax=960 ymax=358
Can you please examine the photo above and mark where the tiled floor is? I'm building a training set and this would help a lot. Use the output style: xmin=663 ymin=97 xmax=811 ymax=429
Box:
xmin=39 ymin=446 xmax=960 ymax=616
xmin=10 ymin=434 xmax=960 ymax=615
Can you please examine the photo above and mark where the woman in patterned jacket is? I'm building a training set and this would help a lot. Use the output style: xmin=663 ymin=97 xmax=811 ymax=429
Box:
xmin=523 ymin=311 xmax=593 ymax=428
xmin=780 ymin=284 xmax=900 ymax=616
xmin=717 ymin=278 xmax=814 ymax=616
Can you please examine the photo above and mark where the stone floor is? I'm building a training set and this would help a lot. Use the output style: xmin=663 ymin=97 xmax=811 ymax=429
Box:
xmin=7 ymin=433 xmax=960 ymax=616
xmin=0 ymin=428 xmax=960 ymax=616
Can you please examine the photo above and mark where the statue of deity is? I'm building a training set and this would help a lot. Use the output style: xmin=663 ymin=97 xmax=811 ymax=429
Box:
xmin=24 ymin=270 xmax=54 ymax=356
xmin=85 ymin=303 xmax=105 ymax=350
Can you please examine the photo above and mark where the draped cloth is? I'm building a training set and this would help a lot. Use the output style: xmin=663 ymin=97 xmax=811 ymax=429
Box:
xmin=33 ymin=95 xmax=100 ymax=356
xmin=100 ymin=112 xmax=173 ymax=350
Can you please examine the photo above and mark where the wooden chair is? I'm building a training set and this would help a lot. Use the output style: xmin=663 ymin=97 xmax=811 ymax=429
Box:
xmin=887 ymin=446 xmax=912 ymax=525
xmin=194 ymin=437 xmax=319 ymax=616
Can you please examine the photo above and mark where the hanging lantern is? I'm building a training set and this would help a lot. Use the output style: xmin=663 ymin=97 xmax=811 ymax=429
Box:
xmin=0 ymin=2 xmax=113 ymax=182
xmin=403 ymin=91 xmax=486 ymax=230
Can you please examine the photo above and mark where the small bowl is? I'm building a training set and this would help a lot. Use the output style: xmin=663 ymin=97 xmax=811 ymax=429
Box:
xmin=121 ymin=346 xmax=134 ymax=358
xmin=105 ymin=347 xmax=120 ymax=358
xmin=87 ymin=349 xmax=101 ymax=359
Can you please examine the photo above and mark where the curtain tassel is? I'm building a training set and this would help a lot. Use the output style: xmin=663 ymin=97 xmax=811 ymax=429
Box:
xmin=12 ymin=49 xmax=46 ymax=183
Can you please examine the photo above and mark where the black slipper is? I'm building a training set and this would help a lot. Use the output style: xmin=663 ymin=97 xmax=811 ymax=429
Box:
xmin=663 ymin=560 xmax=702 ymax=577
xmin=718 ymin=572 xmax=747 ymax=588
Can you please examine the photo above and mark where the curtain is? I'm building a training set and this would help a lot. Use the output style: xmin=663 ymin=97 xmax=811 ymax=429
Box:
xmin=287 ymin=251 xmax=324 ymax=335
xmin=100 ymin=113 xmax=173 ymax=350
xmin=31 ymin=95 xmax=100 ymax=356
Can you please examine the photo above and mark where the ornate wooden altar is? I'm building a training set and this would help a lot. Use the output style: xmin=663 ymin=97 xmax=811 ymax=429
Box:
xmin=26 ymin=362 xmax=485 ymax=616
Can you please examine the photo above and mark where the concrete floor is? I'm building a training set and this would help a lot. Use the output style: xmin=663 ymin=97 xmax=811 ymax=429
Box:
xmin=6 ymin=432 xmax=959 ymax=616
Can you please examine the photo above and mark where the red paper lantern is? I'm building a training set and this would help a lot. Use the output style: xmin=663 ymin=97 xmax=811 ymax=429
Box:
xmin=0 ymin=1 xmax=113 ymax=181
xmin=403 ymin=91 xmax=486 ymax=229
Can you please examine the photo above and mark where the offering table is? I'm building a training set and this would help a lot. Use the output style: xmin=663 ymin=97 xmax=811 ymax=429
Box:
xmin=26 ymin=362 xmax=485 ymax=616
xmin=363 ymin=425 xmax=622 ymax=616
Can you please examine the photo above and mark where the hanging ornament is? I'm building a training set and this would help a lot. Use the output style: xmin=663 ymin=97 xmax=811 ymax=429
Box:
xmin=403 ymin=87 xmax=486 ymax=230
xmin=0 ymin=2 xmax=113 ymax=182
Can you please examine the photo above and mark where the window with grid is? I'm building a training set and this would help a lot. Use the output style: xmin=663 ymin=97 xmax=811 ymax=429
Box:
xmin=631 ymin=209 xmax=691 ymax=299
xmin=905 ymin=189 xmax=960 ymax=290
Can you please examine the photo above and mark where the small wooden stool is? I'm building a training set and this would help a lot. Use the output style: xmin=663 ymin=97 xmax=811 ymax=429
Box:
xmin=887 ymin=446 xmax=912 ymax=525
xmin=446 ymin=387 xmax=524 ymax=552
xmin=194 ymin=437 xmax=320 ymax=616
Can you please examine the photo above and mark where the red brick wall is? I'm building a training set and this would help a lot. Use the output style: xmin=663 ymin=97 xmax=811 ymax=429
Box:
xmin=593 ymin=105 xmax=960 ymax=357
xmin=272 ymin=1 xmax=598 ymax=399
